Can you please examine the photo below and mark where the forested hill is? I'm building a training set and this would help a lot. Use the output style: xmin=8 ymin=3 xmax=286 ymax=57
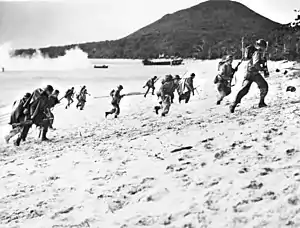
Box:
xmin=13 ymin=0 xmax=300 ymax=60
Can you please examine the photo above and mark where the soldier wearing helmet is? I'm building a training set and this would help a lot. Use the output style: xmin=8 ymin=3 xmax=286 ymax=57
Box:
xmin=230 ymin=39 xmax=270 ymax=113
xmin=105 ymin=85 xmax=125 ymax=118
xmin=179 ymin=73 xmax=196 ymax=104
xmin=215 ymin=55 xmax=237 ymax=105
xmin=143 ymin=76 xmax=158 ymax=98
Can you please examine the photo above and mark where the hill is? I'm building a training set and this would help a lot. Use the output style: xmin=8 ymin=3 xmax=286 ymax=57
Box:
xmin=13 ymin=0 xmax=299 ymax=60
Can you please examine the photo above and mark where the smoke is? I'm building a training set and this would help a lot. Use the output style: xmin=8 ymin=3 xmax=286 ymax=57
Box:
xmin=0 ymin=43 xmax=91 ymax=71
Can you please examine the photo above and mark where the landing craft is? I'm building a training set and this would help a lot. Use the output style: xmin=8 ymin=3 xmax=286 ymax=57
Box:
xmin=142 ymin=57 xmax=183 ymax=66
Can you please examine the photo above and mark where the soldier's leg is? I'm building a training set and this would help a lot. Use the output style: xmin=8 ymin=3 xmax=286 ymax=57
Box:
xmin=152 ymin=86 xmax=155 ymax=95
xmin=49 ymin=112 xmax=54 ymax=129
xmin=80 ymin=101 xmax=86 ymax=110
xmin=216 ymin=82 xmax=226 ymax=105
xmin=105 ymin=104 xmax=117 ymax=118
xmin=41 ymin=120 xmax=50 ymax=141
xmin=230 ymin=79 xmax=252 ymax=113
xmin=5 ymin=127 xmax=22 ymax=143
xmin=21 ymin=125 xmax=31 ymax=141
xmin=171 ymin=93 xmax=174 ymax=103
xmin=185 ymin=91 xmax=191 ymax=103
xmin=144 ymin=87 xmax=150 ymax=97
xmin=154 ymin=101 xmax=163 ymax=115
xmin=162 ymin=99 xmax=171 ymax=116
xmin=253 ymin=73 xmax=269 ymax=107
xmin=114 ymin=104 xmax=120 ymax=118
xmin=15 ymin=125 xmax=30 ymax=146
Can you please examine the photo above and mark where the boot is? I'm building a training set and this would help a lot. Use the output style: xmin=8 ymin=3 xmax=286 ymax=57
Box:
xmin=105 ymin=112 xmax=109 ymax=118
xmin=154 ymin=106 xmax=160 ymax=115
xmin=14 ymin=137 xmax=21 ymax=146
xmin=229 ymin=103 xmax=237 ymax=113
xmin=216 ymin=100 xmax=221 ymax=105
xmin=41 ymin=128 xmax=49 ymax=141
xmin=258 ymin=102 xmax=267 ymax=108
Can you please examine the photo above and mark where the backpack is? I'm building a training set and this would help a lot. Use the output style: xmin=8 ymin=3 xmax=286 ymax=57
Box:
xmin=244 ymin=45 xmax=257 ymax=60
xmin=110 ymin=89 xmax=115 ymax=97
xmin=64 ymin=89 xmax=72 ymax=98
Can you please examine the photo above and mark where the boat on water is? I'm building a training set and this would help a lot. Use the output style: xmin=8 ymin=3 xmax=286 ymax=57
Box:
xmin=142 ymin=58 xmax=183 ymax=66
xmin=94 ymin=65 xmax=108 ymax=69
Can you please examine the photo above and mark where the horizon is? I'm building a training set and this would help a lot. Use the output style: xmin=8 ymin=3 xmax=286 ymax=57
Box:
xmin=0 ymin=0 xmax=299 ymax=49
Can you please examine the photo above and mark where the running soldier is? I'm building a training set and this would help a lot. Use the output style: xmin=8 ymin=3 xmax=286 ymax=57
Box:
xmin=143 ymin=76 xmax=158 ymax=97
xmin=105 ymin=85 xmax=125 ymax=118
xmin=230 ymin=39 xmax=269 ymax=113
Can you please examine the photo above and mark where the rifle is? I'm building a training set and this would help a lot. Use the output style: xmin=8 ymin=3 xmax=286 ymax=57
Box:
xmin=11 ymin=119 xmax=33 ymax=128
xmin=94 ymin=92 xmax=144 ymax=99
xmin=230 ymin=58 xmax=244 ymax=87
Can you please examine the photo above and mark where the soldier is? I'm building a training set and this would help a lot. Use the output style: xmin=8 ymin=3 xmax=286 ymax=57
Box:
xmin=5 ymin=92 xmax=32 ymax=143
xmin=230 ymin=39 xmax=269 ymax=113
xmin=215 ymin=55 xmax=238 ymax=105
xmin=76 ymin=86 xmax=90 ymax=110
xmin=143 ymin=76 xmax=158 ymax=97
xmin=173 ymin=75 xmax=182 ymax=97
xmin=64 ymin=87 xmax=75 ymax=109
xmin=105 ymin=85 xmax=125 ymax=118
xmin=156 ymin=75 xmax=175 ymax=103
xmin=15 ymin=85 xmax=54 ymax=146
xmin=48 ymin=90 xmax=60 ymax=130
xmin=154 ymin=75 xmax=175 ymax=115
xmin=179 ymin=73 xmax=195 ymax=103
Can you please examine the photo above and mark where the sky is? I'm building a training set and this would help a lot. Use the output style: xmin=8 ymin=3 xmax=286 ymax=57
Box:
xmin=0 ymin=0 xmax=299 ymax=49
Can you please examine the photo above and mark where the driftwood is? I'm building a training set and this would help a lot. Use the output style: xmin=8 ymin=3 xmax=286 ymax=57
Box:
xmin=170 ymin=146 xmax=193 ymax=153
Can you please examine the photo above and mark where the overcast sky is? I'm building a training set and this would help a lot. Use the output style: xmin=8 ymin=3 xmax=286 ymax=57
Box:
xmin=0 ymin=0 xmax=299 ymax=49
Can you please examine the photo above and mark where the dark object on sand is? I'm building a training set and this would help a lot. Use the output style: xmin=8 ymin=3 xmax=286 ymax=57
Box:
xmin=284 ymin=70 xmax=288 ymax=75
xmin=94 ymin=65 xmax=108 ymax=69
xmin=286 ymin=86 xmax=296 ymax=92
xmin=170 ymin=146 xmax=193 ymax=153
xmin=275 ymin=69 xmax=280 ymax=72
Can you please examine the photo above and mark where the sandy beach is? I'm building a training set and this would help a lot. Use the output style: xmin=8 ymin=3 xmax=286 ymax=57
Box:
xmin=1 ymin=59 xmax=300 ymax=228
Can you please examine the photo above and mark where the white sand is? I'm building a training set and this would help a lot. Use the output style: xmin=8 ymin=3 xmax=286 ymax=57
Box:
xmin=1 ymin=60 xmax=300 ymax=228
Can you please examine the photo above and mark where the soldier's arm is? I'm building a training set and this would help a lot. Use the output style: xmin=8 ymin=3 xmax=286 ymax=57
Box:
xmin=252 ymin=52 xmax=265 ymax=71
xmin=31 ymin=101 xmax=41 ymax=119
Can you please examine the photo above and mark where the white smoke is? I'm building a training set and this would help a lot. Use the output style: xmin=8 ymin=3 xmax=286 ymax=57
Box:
xmin=0 ymin=42 xmax=91 ymax=71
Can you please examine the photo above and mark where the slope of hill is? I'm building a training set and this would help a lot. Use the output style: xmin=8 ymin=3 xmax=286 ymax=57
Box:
xmin=13 ymin=0 xmax=298 ymax=60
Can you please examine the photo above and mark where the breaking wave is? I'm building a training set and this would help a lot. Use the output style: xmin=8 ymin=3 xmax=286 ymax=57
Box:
xmin=0 ymin=43 xmax=91 ymax=71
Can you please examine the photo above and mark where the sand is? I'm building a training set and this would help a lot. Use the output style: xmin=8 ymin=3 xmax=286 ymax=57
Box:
xmin=1 ymin=60 xmax=300 ymax=228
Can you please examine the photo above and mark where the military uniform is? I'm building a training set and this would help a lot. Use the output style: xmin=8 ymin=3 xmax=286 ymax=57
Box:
xmin=76 ymin=88 xmax=88 ymax=110
xmin=144 ymin=76 xmax=157 ymax=97
xmin=15 ymin=85 xmax=54 ymax=146
xmin=64 ymin=88 xmax=74 ymax=109
xmin=215 ymin=56 xmax=235 ymax=105
xmin=179 ymin=73 xmax=195 ymax=103
xmin=5 ymin=93 xmax=31 ymax=143
xmin=105 ymin=85 xmax=124 ymax=118
xmin=230 ymin=39 xmax=269 ymax=113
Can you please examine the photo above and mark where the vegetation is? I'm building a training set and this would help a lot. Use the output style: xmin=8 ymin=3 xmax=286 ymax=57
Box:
xmin=13 ymin=1 xmax=300 ymax=61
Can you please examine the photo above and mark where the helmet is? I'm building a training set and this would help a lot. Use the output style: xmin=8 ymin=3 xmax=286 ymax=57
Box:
xmin=175 ymin=75 xmax=181 ymax=80
xmin=225 ymin=55 xmax=233 ymax=62
xmin=24 ymin=92 xmax=31 ymax=98
xmin=191 ymin=73 xmax=195 ymax=77
xmin=153 ymin=76 xmax=158 ymax=79
xmin=54 ymin=89 xmax=60 ymax=94
xmin=118 ymin=85 xmax=123 ymax=90
xmin=45 ymin=85 xmax=54 ymax=93
xmin=256 ymin=39 xmax=267 ymax=49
